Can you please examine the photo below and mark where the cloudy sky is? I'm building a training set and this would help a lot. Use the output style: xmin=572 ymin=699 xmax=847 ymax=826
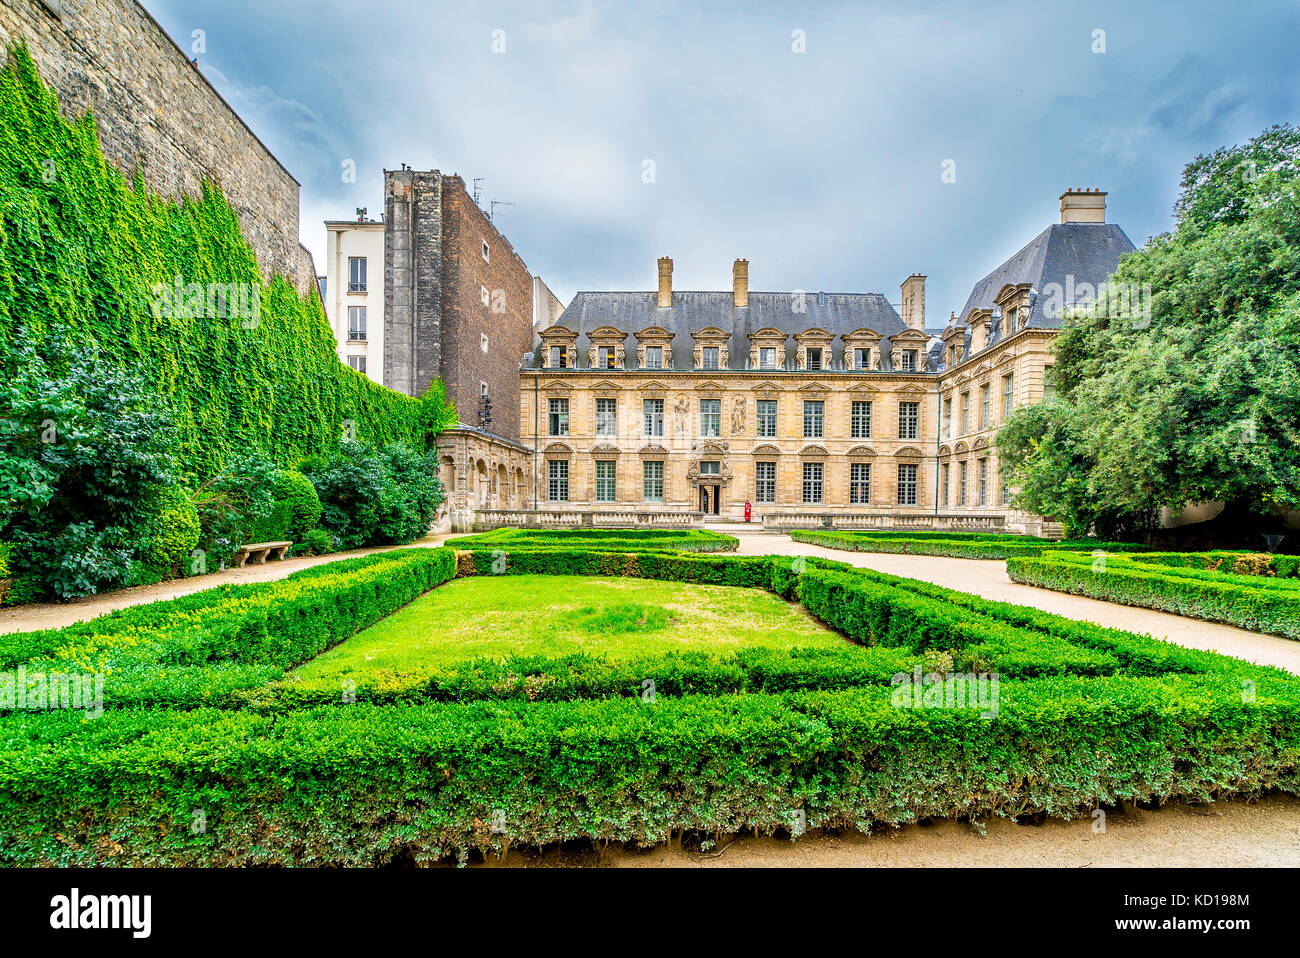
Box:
xmin=150 ymin=0 xmax=1299 ymax=321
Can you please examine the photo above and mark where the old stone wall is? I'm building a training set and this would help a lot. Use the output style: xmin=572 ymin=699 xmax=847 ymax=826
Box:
xmin=0 ymin=0 xmax=319 ymax=293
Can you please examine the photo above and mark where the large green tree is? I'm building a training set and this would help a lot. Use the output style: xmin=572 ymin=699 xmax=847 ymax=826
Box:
xmin=998 ymin=124 xmax=1300 ymax=539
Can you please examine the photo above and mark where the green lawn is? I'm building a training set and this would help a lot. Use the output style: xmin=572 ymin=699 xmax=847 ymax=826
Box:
xmin=292 ymin=574 xmax=844 ymax=678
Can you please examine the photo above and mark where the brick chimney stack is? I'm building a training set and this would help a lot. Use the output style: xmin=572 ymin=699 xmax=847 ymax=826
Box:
xmin=901 ymin=273 xmax=926 ymax=331
xmin=657 ymin=256 xmax=673 ymax=308
xmin=733 ymin=258 xmax=749 ymax=307
xmin=1060 ymin=188 xmax=1107 ymax=224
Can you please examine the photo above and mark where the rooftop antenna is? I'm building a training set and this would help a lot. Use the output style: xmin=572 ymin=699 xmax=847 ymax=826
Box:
xmin=472 ymin=177 xmax=486 ymax=207
xmin=490 ymin=198 xmax=516 ymax=222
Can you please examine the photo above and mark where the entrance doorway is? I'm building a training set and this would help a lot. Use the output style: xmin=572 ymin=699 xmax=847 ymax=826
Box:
xmin=698 ymin=485 xmax=721 ymax=514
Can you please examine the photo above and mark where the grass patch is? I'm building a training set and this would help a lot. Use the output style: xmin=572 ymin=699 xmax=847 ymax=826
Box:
xmin=291 ymin=574 xmax=843 ymax=679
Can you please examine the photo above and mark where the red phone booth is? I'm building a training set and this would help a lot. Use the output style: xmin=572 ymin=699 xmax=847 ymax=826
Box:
xmin=744 ymin=501 xmax=752 ymax=522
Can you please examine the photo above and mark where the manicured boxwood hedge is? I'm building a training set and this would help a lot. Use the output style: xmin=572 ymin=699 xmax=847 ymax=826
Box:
xmin=0 ymin=542 xmax=1295 ymax=864
xmin=1007 ymin=551 xmax=1300 ymax=640
xmin=790 ymin=529 xmax=1148 ymax=559
xmin=447 ymin=528 xmax=738 ymax=553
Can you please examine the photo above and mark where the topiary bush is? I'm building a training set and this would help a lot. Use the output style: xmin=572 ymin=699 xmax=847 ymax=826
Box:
xmin=141 ymin=485 xmax=200 ymax=580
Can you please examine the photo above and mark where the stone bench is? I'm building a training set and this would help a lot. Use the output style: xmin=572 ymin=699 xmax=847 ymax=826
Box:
xmin=232 ymin=541 xmax=292 ymax=568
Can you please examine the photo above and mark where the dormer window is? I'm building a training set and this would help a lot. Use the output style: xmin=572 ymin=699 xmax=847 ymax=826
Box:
xmin=854 ymin=348 xmax=871 ymax=369
xmin=901 ymin=350 xmax=917 ymax=371
xmin=807 ymin=347 xmax=823 ymax=370
xmin=550 ymin=345 xmax=567 ymax=368
xmin=645 ymin=346 xmax=663 ymax=369
xmin=702 ymin=346 xmax=719 ymax=369
xmin=760 ymin=347 xmax=777 ymax=370
xmin=598 ymin=346 xmax=615 ymax=368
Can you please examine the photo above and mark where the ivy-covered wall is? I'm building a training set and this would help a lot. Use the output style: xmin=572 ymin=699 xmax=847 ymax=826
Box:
xmin=0 ymin=45 xmax=428 ymax=480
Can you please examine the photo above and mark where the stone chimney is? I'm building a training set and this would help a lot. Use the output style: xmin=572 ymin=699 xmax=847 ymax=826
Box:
xmin=900 ymin=273 xmax=926 ymax=331
xmin=657 ymin=256 xmax=673 ymax=308
xmin=733 ymin=258 xmax=749 ymax=307
xmin=1060 ymin=188 xmax=1107 ymax=224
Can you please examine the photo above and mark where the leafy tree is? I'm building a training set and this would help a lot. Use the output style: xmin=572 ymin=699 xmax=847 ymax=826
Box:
xmin=999 ymin=124 xmax=1300 ymax=539
xmin=301 ymin=442 xmax=445 ymax=550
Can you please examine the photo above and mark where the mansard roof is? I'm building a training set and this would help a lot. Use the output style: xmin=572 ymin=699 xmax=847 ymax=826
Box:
xmin=530 ymin=291 xmax=906 ymax=370
xmin=955 ymin=222 xmax=1136 ymax=334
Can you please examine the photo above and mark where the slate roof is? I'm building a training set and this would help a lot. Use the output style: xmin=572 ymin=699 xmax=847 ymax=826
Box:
xmin=954 ymin=222 xmax=1136 ymax=336
xmin=530 ymin=291 xmax=911 ymax=371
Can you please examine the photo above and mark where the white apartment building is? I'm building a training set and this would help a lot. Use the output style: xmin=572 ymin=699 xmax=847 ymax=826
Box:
xmin=324 ymin=215 xmax=385 ymax=383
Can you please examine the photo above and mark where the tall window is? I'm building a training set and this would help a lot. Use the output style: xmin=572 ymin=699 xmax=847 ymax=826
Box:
xmin=803 ymin=400 xmax=824 ymax=439
xmin=756 ymin=400 xmax=777 ymax=438
xmin=643 ymin=399 xmax=664 ymax=437
xmin=802 ymin=462 xmax=823 ymax=503
xmin=960 ymin=392 xmax=970 ymax=434
xmin=806 ymin=347 xmax=823 ymax=370
xmin=549 ymin=345 xmax=567 ymax=368
xmin=941 ymin=462 xmax=950 ymax=506
xmin=1003 ymin=373 xmax=1015 ymax=418
xmin=850 ymin=463 xmax=871 ymax=504
xmin=1043 ymin=366 xmax=1056 ymax=401
xmin=854 ymin=347 xmax=871 ymax=370
xmin=942 ymin=396 xmax=952 ymax=438
xmin=548 ymin=398 xmax=569 ymax=436
xmin=348 ymin=306 xmax=366 ymax=341
xmin=958 ymin=460 xmax=968 ymax=505
xmin=700 ymin=399 xmax=721 ymax=437
xmin=851 ymin=401 xmax=872 ymax=439
xmin=978 ymin=458 xmax=988 ymax=506
xmin=1001 ymin=476 xmax=1011 ymax=506
xmin=348 ymin=256 xmax=366 ymax=292
xmin=595 ymin=460 xmax=616 ymax=502
xmin=898 ymin=401 xmax=919 ymax=440
xmin=547 ymin=460 xmax=568 ymax=501
xmin=642 ymin=461 xmax=664 ymax=501
xmin=980 ymin=385 xmax=990 ymax=429
xmin=759 ymin=347 xmax=777 ymax=370
xmin=755 ymin=461 xmax=776 ymax=503
xmin=701 ymin=346 xmax=720 ymax=370
xmin=644 ymin=346 xmax=663 ymax=369
xmin=596 ymin=398 xmax=617 ymax=437
xmin=897 ymin=463 xmax=918 ymax=506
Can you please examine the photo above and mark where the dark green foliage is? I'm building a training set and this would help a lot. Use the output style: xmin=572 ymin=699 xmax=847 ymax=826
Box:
xmin=140 ymin=484 xmax=200 ymax=579
xmin=790 ymin=529 xmax=1147 ymax=559
xmin=447 ymin=528 xmax=738 ymax=553
xmin=301 ymin=441 xmax=445 ymax=549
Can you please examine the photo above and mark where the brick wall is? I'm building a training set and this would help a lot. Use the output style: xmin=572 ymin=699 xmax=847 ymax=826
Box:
xmin=0 ymin=0 xmax=318 ymax=293
xmin=439 ymin=176 xmax=534 ymax=441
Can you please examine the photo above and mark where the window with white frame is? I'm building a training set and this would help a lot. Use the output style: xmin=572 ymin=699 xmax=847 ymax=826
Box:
xmin=897 ymin=463 xmax=918 ymax=506
xmin=644 ymin=346 xmax=663 ymax=369
xmin=802 ymin=462 xmax=823 ymax=503
xmin=960 ymin=392 xmax=970 ymax=434
xmin=980 ymin=385 xmax=990 ymax=429
xmin=958 ymin=460 xmax=968 ymax=505
xmin=978 ymin=458 xmax=988 ymax=506
xmin=806 ymin=347 xmax=823 ymax=370
xmin=1003 ymin=373 xmax=1015 ymax=418
xmin=549 ymin=345 xmax=567 ymax=368
xmin=803 ymin=400 xmax=824 ymax=439
xmin=901 ymin=349 xmax=917 ymax=371
xmin=643 ymin=399 xmax=664 ymax=437
xmin=759 ymin=347 xmax=777 ymax=370
xmin=348 ymin=256 xmax=367 ymax=292
xmin=755 ymin=461 xmax=776 ymax=503
xmin=548 ymin=398 xmax=569 ymax=436
xmin=850 ymin=462 xmax=871 ymax=504
xmin=700 ymin=399 xmax=721 ymax=437
xmin=596 ymin=398 xmax=617 ymax=437
xmin=547 ymin=460 xmax=569 ymax=502
xmin=481 ymin=240 xmax=490 ymax=262
xmin=701 ymin=346 xmax=719 ymax=370
xmin=642 ymin=460 xmax=664 ymax=501
xmin=347 ymin=355 xmax=366 ymax=374
xmin=699 ymin=460 xmax=720 ymax=476
xmin=898 ymin=401 xmax=919 ymax=440
xmin=480 ymin=285 xmax=490 ymax=306
xmin=756 ymin=400 xmax=777 ymax=437
xmin=598 ymin=345 xmax=616 ymax=368
xmin=941 ymin=462 xmax=951 ymax=506
xmin=595 ymin=460 xmax=616 ymax=502
xmin=942 ymin=396 xmax=952 ymax=438
xmin=348 ymin=306 xmax=366 ymax=341
xmin=854 ymin=347 xmax=872 ymax=370
xmin=851 ymin=401 xmax=872 ymax=439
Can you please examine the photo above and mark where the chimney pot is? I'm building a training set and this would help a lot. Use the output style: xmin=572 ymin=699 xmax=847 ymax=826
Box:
xmin=732 ymin=258 xmax=749 ymax=307
xmin=657 ymin=256 xmax=673 ymax=308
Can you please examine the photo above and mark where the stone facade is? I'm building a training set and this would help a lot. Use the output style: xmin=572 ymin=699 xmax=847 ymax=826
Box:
xmin=0 ymin=0 xmax=319 ymax=293
xmin=383 ymin=169 xmax=535 ymax=442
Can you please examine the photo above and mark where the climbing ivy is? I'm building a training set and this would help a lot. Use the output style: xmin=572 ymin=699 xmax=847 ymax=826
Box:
xmin=0 ymin=44 xmax=443 ymax=481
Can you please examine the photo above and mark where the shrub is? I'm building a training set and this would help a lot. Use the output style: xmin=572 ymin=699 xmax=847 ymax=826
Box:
xmin=141 ymin=485 xmax=201 ymax=579
xmin=790 ymin=530 xmax=1149 ymax=559
xmin=301 ymin=529 xmax=335 ymax=556
xmin=448 ymin=528 xmax=738 ymax=553
xmin=301 ymin=441 xmax=444 ymax=549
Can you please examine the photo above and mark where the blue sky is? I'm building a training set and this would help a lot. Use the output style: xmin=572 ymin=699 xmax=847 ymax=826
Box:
xmin=149 ymin=0 xmax=1300 ymax=322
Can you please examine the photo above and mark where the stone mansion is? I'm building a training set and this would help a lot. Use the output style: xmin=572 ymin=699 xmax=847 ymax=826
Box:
xmin=511 ymin=189 xmax=1135 ymax=533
